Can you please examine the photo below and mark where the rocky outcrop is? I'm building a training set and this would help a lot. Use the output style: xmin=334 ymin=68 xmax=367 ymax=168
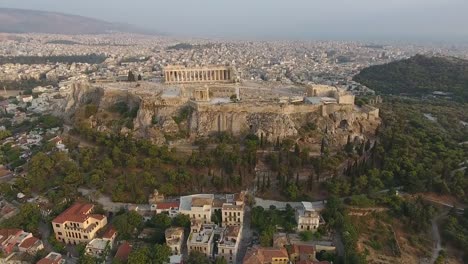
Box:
xmin=52 ymin=82 xmax=380 ymax=148
xmin=51 ymin=81 xmax=102 ymax=119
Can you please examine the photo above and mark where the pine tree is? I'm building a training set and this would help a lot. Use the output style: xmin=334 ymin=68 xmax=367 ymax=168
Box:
xmin=262 ymin=175 xmax=265 ymax=191
xmin=137 ymin=74 xmax=142 ymax=81
xmin=365 ymin=139 xmax=372 ymax=152
xmin=128 ymin=71 xmax=136 ymax=82
xmin=294 ymin=143 xmax=300 ymax=156
xmin=320 ymin=138 xmax=326 ymax=156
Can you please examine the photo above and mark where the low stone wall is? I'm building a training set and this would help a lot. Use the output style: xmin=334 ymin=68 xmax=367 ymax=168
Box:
xmin=193 ymin=101 xmax=321 ymax=115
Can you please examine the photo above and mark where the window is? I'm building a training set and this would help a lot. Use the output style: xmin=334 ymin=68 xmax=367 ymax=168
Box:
xmin=55 ymin=224 xmax=60 ymax=227
xmin=84 ymin=236 xmax=88 ymax=239
xmin=57 ymin=232 xmax=62 ymax=236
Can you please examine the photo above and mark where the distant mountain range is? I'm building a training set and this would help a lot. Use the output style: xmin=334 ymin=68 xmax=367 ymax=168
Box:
xmin=0 ymin=8 xmax=156 ymax=35
xmin=354 ymin=54 xmax=468 ymax=102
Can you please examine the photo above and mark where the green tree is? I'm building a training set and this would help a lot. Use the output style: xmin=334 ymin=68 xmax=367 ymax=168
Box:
xmin=172 ymin=214 xmax=191 ymax=228
xmin=128 ymin=246 xmax=151 ymax=264
xmin=151 ymin=213 xmax=172 ymax=229
xmin=299 ymin=231 xmax=313 ymax=241
xmin=113 ymin=211 xmax=143 ymax=239
xmin=151 ymin=244 xmax=171 ymax=264
xmin=128 ymin=71 xmax=136 ymax=82
xmin=215 ymin=256 xmax=228 ymax=264
xmin=286 ymin=183 xmax=299 ymax=200
xmin=186 ymin=251 xmax=210 ymax=264
xmin=0 ymin=130 xmax=11 ymax=140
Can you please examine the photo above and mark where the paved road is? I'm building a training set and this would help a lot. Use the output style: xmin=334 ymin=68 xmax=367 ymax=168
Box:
xmin=236 ymin=206 xmax=253 ymax=264
xmin=38 ymin=221 xmax=53 ymax=252
xmin=254 ymin=197 xmax=326 ymax=211
xmin=78 ymin=188 xmax=150 ymax=212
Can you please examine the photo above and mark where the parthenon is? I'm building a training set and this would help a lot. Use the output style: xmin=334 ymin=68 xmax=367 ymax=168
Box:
xmin=164 ymin=65 xmax=233 ymax=84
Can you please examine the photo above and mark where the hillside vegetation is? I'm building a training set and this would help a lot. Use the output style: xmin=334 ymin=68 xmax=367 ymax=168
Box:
xmin=354 ymin=55 xmax=468 ymax=102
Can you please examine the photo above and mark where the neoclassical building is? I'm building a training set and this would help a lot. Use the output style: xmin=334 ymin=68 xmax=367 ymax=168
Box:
xmin=52 ymin=203 xmax=107 ymax=245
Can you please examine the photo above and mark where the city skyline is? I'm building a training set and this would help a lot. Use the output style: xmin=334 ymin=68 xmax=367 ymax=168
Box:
xmin=1 ymin=0 xmax=468 ymax=41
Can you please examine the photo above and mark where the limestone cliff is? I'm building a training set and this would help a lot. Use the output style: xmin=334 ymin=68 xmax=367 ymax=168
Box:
xmin=51 ymin=82 xmax=380 ymax=149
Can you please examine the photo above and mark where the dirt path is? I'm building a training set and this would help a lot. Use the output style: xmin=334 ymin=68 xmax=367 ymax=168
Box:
xmin=429 ymin=212 xmax=447 ymax=264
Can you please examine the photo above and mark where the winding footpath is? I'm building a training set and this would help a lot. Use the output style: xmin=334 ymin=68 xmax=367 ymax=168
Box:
xmin=429 ymin=212 xmax=446 ymax=264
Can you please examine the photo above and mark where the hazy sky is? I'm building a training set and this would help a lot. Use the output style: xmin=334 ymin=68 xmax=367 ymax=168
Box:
xmin=1 ymin=0 xmax=468 ymax=41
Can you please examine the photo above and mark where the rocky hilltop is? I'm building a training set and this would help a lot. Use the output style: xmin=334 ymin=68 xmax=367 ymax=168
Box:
xmin=51 ymin=81 xmax=380 ymax=151
xmin=354 ymin=54 xmax=468 ymax=102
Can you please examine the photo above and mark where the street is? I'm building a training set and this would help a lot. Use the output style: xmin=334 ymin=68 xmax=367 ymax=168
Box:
xmin=236 ymin=206 xmax=253 ymax=264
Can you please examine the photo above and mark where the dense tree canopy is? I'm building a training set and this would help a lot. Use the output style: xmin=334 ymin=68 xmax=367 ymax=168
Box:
xmin=354 ymin=55 xmax=468 ymax=102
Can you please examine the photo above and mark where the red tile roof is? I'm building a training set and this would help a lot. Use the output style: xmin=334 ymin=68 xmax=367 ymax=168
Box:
xmin=243 ymin=246 xmax=289 ymax=264
xmin=114 ymin=242 xmax=132 ymax=262
xmin=290 ymin=244 xmax=316 ymax=255
xmin=89 ymin=214 xmax=105 ymax=220
xmin=18 ymin=236 xmax=40 ymax=249
xmin=37 ymin=259 xmax=59 ymax=264
xmin=36 ymin=253 xmax=63 ymax=264
xmin=0 ymin=229 xmax=22 ymax=244
xmin=52 ymin=203 xmax=94 ymax=224
xmin=156 ymin=201 xmax=180 ymax=210
xmin=102 ymin=226 xmax=117 ymax=239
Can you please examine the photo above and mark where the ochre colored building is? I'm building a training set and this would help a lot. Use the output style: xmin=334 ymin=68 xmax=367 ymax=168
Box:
xmin=52 ymin=203 xmax=107 ymax=245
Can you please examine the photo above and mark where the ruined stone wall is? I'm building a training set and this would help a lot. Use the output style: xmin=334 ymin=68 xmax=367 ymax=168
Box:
xmin=192 ymin=102 xmax=321 ymax=115
xmin=321 ymin=104 xmax=354 ymax=117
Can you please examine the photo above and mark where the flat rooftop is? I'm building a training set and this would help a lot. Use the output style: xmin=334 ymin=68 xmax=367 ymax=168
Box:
xmin=180 ymin=194 xmax=214 ymax=211
xmin=188 ymin=224 xmax=216 ymax=245
xmin=86 ymin=239 xmax=109 ymax=250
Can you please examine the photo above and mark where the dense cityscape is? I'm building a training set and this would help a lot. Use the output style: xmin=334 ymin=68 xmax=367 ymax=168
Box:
xmin=0 ymin=4 xmax=467 ymax=264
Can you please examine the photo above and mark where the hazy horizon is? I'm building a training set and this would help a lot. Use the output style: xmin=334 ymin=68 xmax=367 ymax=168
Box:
xmin=1 ymin=0 xmax=468 ymax=42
